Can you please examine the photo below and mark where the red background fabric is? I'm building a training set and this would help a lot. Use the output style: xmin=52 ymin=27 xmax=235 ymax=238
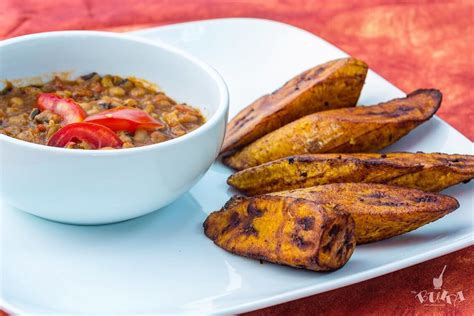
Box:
xmin=1 ymin=0 xmax=472 ymax=314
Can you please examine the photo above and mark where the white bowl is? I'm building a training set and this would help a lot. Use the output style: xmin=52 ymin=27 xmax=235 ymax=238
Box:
xmin=0 ymin=31 xmax=229 ymax=224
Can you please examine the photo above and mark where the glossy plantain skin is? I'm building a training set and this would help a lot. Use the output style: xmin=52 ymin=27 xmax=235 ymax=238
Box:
xmin=224 ymin=89 xmax=442 ymax=170
xmin=221 ymin=58 xmax=368 ymax=154
xmin=272 ymin=183 xmax=459 ymax=244
xmin=227 ymin=152 xmax=474 ymax=195
xmin=203 ymin=195 xmax=356 ymax=271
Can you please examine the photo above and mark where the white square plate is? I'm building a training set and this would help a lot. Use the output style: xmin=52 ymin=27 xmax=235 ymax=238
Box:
xmin=1 ymin=18 xmax=472 ymax=314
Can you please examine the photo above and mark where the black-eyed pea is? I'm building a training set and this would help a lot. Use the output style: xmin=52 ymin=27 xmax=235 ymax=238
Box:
xmin=144 ymin=103 xmax=155 ymax=113
xmin=162 ymin=111 xmax=179 ymax=126
xmin=17 ymin=130 xmax=34 ymax=142
xmin=121 ymin=80 xmax=134 ymax=90
xmin=46 ymin=124 xmax=61 ymax=139
xmin=156 ymin=94 xmax=173 ymax=106
xmin=101 ymin=76 xmax=114 ymax=88
xmin=117 ymin=131 xmax=132 ymax=143
xmin=4 ymin=125 xmax=20 ymax=136
xmin=130 ymin=87 xmax=145 ymax=97
xmin=79 ymin=102 xmax=92 ymax=111
xmin=90 ymin=81 xmax=103 ymax=93
xmin=133 ymin=129 xmax=149 ymax=143
xmin=179 ymin=113 xmax=199 ymax=124
xmin=122 ymin=142 xmax=134 ymax=148
xmin=141 ymin=100 xmax=154 ymax=110
xmin=72 ymin=88 xmax=93 ymax=98
xmin=8 ymin=114 xmax=27 ymax=125
xmin=171 ymin=127 xmax=186 ymax=136
xmin=111 ymin=98 xmax=124 ymax=107
xmin=109 ymin=87 xmax=126 ymax=97
xmin=56 ymin=90 xmax=72 ymax=98
xmin=124 ymin=98 xmax=138 ymax=107
xmin=9 ymin=97 xmax=24 ymax=107
xmin=150 ymin=131 xmax=168 ymax=143
xmin=112 ymin=76 xmax=125 ymax=85
xmin=100 ymin=96 xmax=113 ymax=104
xmin=34 ymin=111 xmax=62 ymax=124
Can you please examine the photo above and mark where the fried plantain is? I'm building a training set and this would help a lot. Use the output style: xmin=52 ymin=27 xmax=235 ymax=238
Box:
xmin=221 ymin=58 xmax=368 ymax=154
xmin=272 ymin=183 xmax=459 ymax=244
xmin=224 ymin=89 xmax=442 ymax=170
xmin=227 ymin=152 xmax=474 ymax=195
xmin=204 ymin=195 xmax=355 ymax=271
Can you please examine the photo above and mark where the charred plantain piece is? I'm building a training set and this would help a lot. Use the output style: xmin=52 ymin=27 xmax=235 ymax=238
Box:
xmin=386 ymin=153 xmax=474 ymax=191
xmin=229 ymin=153 xmax=421 ymax=195
xmin=203 ymin=195 xmax=356 ymax=271
xmin=272 ymin=183 xmax=459 ymax=244
xmin=221 ymin=58 xmax=368 ymax=154
xmin=227 ymin=152 xmax=474 ymax=195
xmin=224 ymin=89 xmax=442 ymax=170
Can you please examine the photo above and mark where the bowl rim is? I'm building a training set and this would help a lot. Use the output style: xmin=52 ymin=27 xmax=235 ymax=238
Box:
xmin=0 ymin=30 xmax=229 ymax=156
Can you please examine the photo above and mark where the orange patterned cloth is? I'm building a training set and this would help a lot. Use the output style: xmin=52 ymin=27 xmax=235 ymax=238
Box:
xmin=1 ymin=1 xmax=472 ymax=314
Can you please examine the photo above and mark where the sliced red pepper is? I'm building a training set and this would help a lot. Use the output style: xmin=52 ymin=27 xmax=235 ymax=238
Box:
xmin=48 ymin=122 xmax=123 ymax=149
xmin=37 ymin=93 xmax=87 ymax=124
xmin=85 ymin=106 xmax=163 ymax=132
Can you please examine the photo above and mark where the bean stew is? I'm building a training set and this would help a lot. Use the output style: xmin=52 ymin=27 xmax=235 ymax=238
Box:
xmin=0 ymin=73 xmax=206 ymax=149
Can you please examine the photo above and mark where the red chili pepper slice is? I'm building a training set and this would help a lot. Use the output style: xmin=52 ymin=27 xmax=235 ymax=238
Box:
xmin=37 ymin=93 xmax=87 ymax=124
xmin=85 ymin=106 xmax=163 ymax=132
xmin=48 ymin=122 xmax=123 ymax=149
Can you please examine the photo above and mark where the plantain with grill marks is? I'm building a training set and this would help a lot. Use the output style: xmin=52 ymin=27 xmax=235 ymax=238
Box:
xmin=223 ymin=89 xmax=442 ymax=170
xmin=227 ymin=152 xmax=474 ymax=195
xmin=271 ymin=183 xmax=459 ymax=244
xmin=221 ymin=58 xmax=368 ymax=154
xmin=204 ymin=194 xmax=355 ymax=271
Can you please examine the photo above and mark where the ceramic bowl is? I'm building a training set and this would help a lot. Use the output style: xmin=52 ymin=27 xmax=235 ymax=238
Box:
xmin=0 ymin=31 xmax=229 ymax=224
